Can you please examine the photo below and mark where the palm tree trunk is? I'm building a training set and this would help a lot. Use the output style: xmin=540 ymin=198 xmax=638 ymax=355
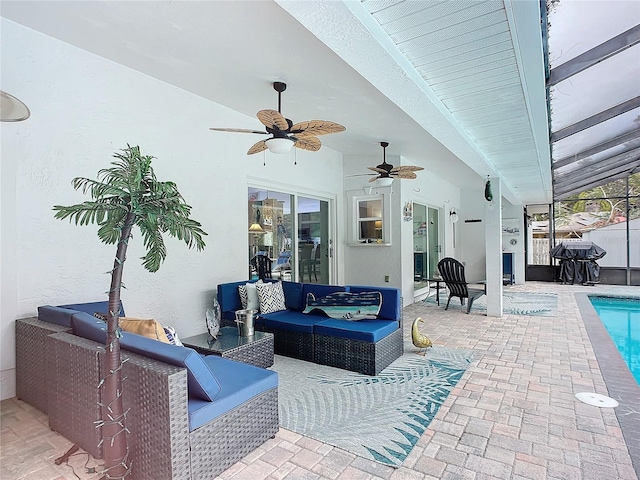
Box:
xmin=102 ymin=211 xmax=135 ymax=479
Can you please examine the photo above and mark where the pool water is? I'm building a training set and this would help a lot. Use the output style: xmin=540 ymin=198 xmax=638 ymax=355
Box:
xmin=589 ymin=295 xmax=640 ymax=385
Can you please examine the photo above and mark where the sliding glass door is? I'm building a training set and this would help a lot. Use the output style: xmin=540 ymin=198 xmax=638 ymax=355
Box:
xmin=248 ymin=187 xmax=332 ymax=284
xmin=297 ymin=196 xmax=330 ymax=284
xmin=413 ymin=203 xmax=441 ymax=292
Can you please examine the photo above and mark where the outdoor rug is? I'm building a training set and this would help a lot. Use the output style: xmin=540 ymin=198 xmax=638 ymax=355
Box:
xmin=273 ymin=344 xmax=475 ymax=467
xmin=423 ymin=290 xmax=558 ymax=316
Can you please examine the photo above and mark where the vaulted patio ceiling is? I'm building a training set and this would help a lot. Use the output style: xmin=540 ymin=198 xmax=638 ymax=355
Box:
xmin=279 ymin=0 xmax=552 ymax=204
xmin=2 ymin=0 xmax=553 ymax=204
xmin=548 ymin=3 xmax=640 ymax=201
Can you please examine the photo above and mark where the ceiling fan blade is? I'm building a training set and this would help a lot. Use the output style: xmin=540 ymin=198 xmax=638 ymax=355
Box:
xmin=294 ymin=136 xmax=321 ymax=152
xmin=368 ymin=175 xmax=382 ymax=183
xmin=257 ymin=109 xmax=289 ymax=130
xmin=368 ymin=166 xmax=387 ymax=174
xmin=209 ymin=127 xmax=268 ymax=134
xmin=392 ymin=171 xmax=418 ymax=179
xmin=247 ymin=140 xmax=268 ymax=155
xmin=344 ymin=173 xmax=376 ymax=178
xmin=389 ymin=165 xmax=425 ymax=174
xmin=290 ymin=120 xmax=346 ymax=137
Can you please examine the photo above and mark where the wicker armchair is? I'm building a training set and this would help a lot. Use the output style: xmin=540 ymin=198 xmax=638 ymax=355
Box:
xmin=45 ymin=331 xmax=279 ymax=480
xmin=16 ymin=311 xmax=279 ymax=480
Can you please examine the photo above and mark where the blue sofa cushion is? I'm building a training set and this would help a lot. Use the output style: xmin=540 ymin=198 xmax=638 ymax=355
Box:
xmin=347 ymin=286 xmax=401 ymax=321
xmin=188 ymin=356 xmax=278 ymax=431
xmin=303 ymin=291 xmax=382 ymax=320
xmin=281 ymin=281 xmax=304 ymax=311
xmin=58 ymin=300 xmax=125 ymax=317
xmin=259 ymin=310 xmax=328 ymax=334
xmin=38 ymin=305 xmax=75 ymax=327
xmin=72 ymin=312 xmax=221 ymax=402
xmin=38 ymin=300 xmax=126 ymax=327
xmin=217 ymin=281 xmax=247 ymax=320
xmin=314 ymin=318 xmax=399 ymax=342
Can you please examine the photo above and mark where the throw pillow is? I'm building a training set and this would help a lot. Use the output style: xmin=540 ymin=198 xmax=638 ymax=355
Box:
xmin=238 ymin=280 xmax=261 ymax=311
xmin=255 ymin=281 xmax=286 ymax=314
xmin=163 ymin=325 xmax=183 ymax=346
xmin=119 ymin=317 xmax=171 ymax=343
xmin=303 ymin=291 xmax=382 ymax=320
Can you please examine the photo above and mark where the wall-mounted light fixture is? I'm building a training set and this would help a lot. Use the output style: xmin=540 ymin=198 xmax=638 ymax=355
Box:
xmin=450 ymin=208 xmax=459 ymax=248
xmin=0 ymin=91 xmax=30 ymax=122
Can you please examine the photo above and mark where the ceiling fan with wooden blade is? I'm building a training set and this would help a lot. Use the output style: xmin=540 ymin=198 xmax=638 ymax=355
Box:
xmin=210 ymin=82 xmax=345 ymax=155
xmin=356 ymin=142 xmax=424 ymax=183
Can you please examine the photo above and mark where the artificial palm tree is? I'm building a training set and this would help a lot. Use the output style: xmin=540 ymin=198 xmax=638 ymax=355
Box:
xmin=53 ymin=145 xmax=207 ymax=479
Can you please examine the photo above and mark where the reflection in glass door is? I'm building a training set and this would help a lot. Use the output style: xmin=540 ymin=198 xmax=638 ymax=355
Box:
xmin=248 ymin=188 xmax=294 ymax=281
xmin=297 ymin=196 xmax=330 ymax=284
xmin=427 ymin=207 xmax=440 ymax=278
xmin=413 ymin=203 xmax=440 ymax=292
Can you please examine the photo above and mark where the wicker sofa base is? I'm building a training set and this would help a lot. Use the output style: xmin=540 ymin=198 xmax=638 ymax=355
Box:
xmin=313 ymin=328 xmax=404 ymax=375
xmin=16 ymin=317 xmax=71 ymax=414
xmin=41 ymin=332 xmax=278 ymax=480
xmin=264 ymin=328 xmax=314 ymax=362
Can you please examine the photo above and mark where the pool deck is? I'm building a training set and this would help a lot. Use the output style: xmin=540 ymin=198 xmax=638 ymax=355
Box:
xmin=1 ymin=281 xmax=639 ymax=480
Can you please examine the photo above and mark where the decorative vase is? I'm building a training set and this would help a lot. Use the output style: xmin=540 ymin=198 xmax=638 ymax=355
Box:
xmin=206 ymin=298 xmax=221 ymax=339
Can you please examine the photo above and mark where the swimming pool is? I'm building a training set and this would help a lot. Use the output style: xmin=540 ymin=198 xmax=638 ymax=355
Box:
xmin=588 ymin=295 xmax=640 ymax=385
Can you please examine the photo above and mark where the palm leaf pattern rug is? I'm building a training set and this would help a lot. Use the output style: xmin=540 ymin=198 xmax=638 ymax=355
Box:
xmin=274 ymin=345 xmax=475 ymax=467
xmin=423 ymin=290 xmax=558 ymax=316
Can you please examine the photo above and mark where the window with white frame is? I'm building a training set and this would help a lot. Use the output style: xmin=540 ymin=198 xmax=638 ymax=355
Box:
xmin=348 ymin=190 xmax=391 ymax=245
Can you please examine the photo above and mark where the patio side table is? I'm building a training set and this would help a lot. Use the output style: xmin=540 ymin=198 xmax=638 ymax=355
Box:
xmin=425 ymin=277 xmax=445 ymax=305
xmin=182 ymin=327 xmax=274 ymax=368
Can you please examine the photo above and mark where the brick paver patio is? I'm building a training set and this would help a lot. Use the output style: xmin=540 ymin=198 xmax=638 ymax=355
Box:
xmin=1 ymin=281 xmax=638 ymax=479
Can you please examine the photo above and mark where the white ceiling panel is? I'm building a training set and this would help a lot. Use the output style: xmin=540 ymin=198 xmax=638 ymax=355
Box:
xmin=2 ymin=0 xmax=553 ymax=204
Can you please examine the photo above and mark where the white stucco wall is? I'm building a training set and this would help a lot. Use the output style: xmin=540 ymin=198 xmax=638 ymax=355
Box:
xmin=0 ymin=20 xmax=344 ymax=399
xmin=342 ymin=153 xmax=461 ymax=306
xmin=501 ymin=201 xmax=525 ymax=284
xmin=459 ymin=186 xmax=487 ymax=282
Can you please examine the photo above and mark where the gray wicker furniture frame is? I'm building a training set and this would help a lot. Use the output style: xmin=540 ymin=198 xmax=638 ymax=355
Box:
xmin=21 ymin=327 xmax=278 ymax=480
xmin=16 ymin=317 xmax=71 ymax=414
xmin=182 ymin=327 xmax=275 ymax=368
xmin=264 ymin=327 xmax=314 ymax=362
xmin=313 ymin=327 xmax=404 ymax=375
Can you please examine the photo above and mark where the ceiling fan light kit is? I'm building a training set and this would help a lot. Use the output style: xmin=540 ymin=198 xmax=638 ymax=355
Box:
xmin=265 ymin=137 xmax=294 ymax=154
xmin=365 ymin=142 xmax=424 ymax=184
xmin=210 ymin=82 xmax=345 ymax=155
xmin=375 ymin=177 xmax=394 ymax=187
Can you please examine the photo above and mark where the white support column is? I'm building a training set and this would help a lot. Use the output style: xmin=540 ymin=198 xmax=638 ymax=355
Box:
xmin=484 ymin=177 xmax=503 ymax=317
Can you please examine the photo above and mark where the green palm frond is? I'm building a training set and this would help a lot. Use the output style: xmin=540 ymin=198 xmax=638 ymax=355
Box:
xmin=138 ymin=221 xmax=167 ymax=272
xmin=54 ymin=144 xmax=207 ymax=272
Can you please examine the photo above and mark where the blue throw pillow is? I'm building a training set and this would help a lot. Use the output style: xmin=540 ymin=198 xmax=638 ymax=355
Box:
xmin=303 ymin=291 xmax=382 ymax=320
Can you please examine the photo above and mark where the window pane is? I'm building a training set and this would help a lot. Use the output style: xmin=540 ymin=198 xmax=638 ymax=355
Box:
xmin=248 ymin=188 xmax=293 ymax=280
xmin=359 ymin=220 xmax=382 ymax=240
xmin=358 ymin=199 xmax=382 ymax=218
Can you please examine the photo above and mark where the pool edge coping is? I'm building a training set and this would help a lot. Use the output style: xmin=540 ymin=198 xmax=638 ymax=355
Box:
xmin=576 ymin=292 xmax=640 ymax=478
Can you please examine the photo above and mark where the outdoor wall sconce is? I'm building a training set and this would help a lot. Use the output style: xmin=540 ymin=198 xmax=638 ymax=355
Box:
xmin=0 ymin=91 xmax=30 ymax=122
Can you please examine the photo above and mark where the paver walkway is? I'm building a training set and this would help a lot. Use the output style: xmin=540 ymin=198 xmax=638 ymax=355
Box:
xmin=1 ymin=281 xmax=638 ymax=479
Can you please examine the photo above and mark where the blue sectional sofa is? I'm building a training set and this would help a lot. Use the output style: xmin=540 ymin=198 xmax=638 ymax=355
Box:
xmin=217 ymin=280 xmax=403 ymax=375
xmin=15 ymin=301 xmax=278 ymax=480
